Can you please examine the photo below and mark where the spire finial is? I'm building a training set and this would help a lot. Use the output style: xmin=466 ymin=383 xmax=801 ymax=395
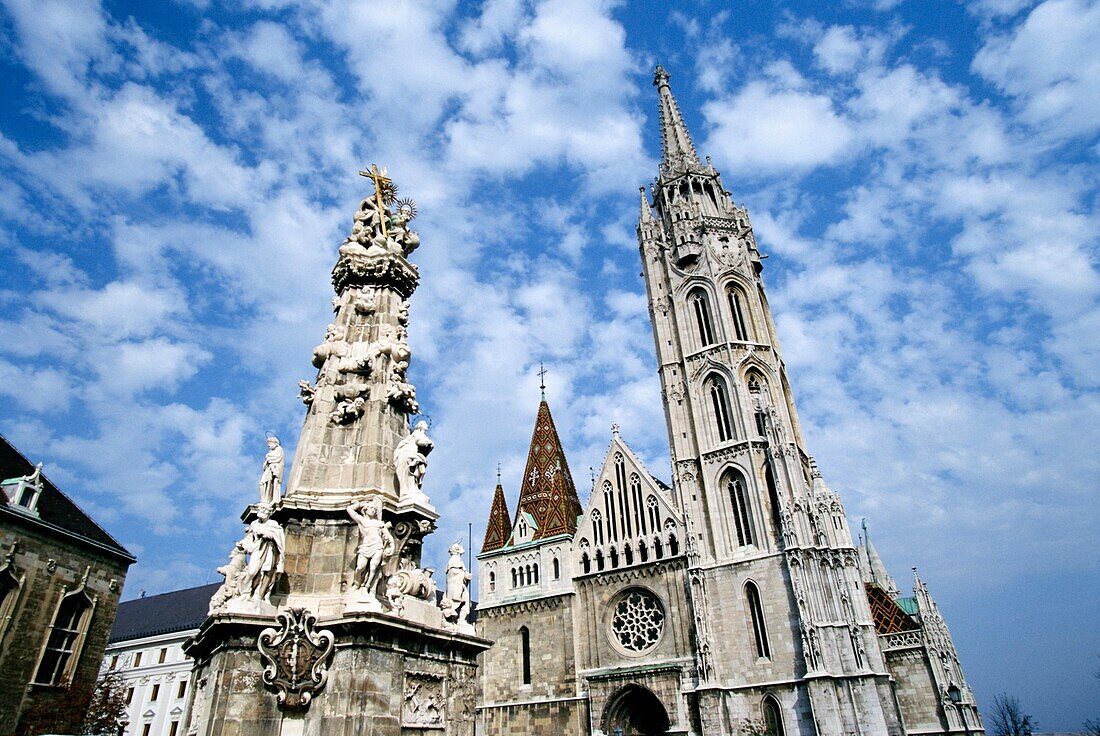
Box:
xmin=496 ymin=462 xmax=502 ymax=484
xmin=611 ymin=422 xmax=620 ymax=436
xmin=537 ymin=362 xmax=548 ymax=400
xmin=653 ymin=65 xmax=701 ymax=174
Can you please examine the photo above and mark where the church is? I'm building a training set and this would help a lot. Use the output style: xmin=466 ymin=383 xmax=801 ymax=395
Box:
xmin=474 ymin=67 xmax=982 ymax=736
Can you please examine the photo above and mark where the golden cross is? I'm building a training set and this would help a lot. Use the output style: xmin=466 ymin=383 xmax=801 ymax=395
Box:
xmin=358 ymin=164 xmax=392 ymax=238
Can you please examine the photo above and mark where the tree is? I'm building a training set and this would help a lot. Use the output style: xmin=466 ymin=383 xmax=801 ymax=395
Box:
xmin=78 ymin=669 xmax=130 ymax=736
xmin=987 ymin=693 xmax=1035 ymax=736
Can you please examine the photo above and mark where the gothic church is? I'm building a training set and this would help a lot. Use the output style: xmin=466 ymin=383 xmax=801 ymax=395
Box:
xmin=475 ymin=67 xmax=982 ymax=736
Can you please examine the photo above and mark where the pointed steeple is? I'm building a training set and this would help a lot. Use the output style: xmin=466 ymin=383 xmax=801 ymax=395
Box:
xmin=482 ymin=479 xmax=512 ymax=553
xmin=514 ymin=400 xmax=583 ymax=540
xmin=638 ymin=187 xmax=654 ymax=224
xmin=859 ymin=519 xmax=900 ymax=596
xmin=653 ymin=65 xmax=702 ymax=175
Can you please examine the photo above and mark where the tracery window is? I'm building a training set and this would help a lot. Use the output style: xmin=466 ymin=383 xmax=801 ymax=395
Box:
xmin=646 ymin=495 xmax=660 ymax=532
xmin=689 ymin=289 xmax=716 ymax=346
xmin=746 ymin=582 xmax=771 ymax=659
xmin=34 ymin=589 xmax=94 ymax=686
xmin=727 ymin=472 xmax=756 ymax=547
xmin=707 ymin=375 xmax=735 ymax=442
xmin=610 ymin=589 xmax=665 ymax=654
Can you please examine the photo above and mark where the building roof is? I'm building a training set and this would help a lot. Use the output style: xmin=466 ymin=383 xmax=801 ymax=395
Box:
xmin=514 ymin=400 xmax=583 ymax=541
xmin=0 ymin=433 xmax=134 ymax=562
xmin=866 ymin=583 xmax=920 ymax=635
xmin=109 ymin=583 xmax=220 ymax=643
xmin=481 ymin=482 xmax=511 ymax=553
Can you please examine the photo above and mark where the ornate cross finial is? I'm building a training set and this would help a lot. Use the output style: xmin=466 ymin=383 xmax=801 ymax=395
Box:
xmin=537 ymin=362 xmax=548 ymax=400
xmin=496 ymin=462 xmax=502 ymax=484
xmin=653 ymin=64 xmax=670 ymax=87
xmin=611 ymin=422 xmax=620 ymax=436
xmin=358 ymin=164 xmax=393 ymax=238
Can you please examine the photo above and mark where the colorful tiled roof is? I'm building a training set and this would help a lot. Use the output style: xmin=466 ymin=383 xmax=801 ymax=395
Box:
xmin=866 ymin=583 xmax=920 ymax=635
xmin=481 ymin=482 xmax=512 ymax=553
xmin=514 ymin=401 xmax=582 ymax=541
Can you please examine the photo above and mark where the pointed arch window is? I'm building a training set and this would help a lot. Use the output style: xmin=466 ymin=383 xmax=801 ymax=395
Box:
xmin=552 ymin=557 xmax=560 ymax=580
xmin=689 ymin=289 xmax=716 ymax=347
xmin=0 ymin=565 xmax=19 ymax=643
xmin=707 ymin=375 xmax=735 ymax=443
xmin=646 ymin=495 xmax=660 ymax=532
xmin=630 ymin=474 xmax=644 ymax=535
xmin=727 ymin=287 xmax=752 ymax=341
xmin=592 ymin=509 xmax=604 ymax=546
xmin=35 ymin=588 xmax=95 ymax=686
xmin=488 ymin=571 xmax=496 ymax=592
xmin=726 ymin=473 xmax=756 ymax=547
xmin=762 ymin=696 xmax=785 ymax=736
xmin=581 ymin=553 xmax=591 ymax=574
xmin=745 ymin=582 xmax=771 ymax=659
xmin=519 ymin=626 xmax=532 ymax=685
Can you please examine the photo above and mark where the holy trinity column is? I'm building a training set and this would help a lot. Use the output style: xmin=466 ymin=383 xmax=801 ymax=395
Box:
xmin=183 ymin=168 xmax=487 ymax=736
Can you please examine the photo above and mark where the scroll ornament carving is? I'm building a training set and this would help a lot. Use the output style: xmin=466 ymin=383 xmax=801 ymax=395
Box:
xmin=257 ymin=608 xmax=335 ymax=709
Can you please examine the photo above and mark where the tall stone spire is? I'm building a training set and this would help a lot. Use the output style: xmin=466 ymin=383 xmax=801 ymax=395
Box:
xmin=481 ymin=480 xmax=512 ymax=553
xmin=653 ymin=65 xmax=702 ymax=175
xmin=860 ymin=519 xmax=900 ymax=596
xmin=514 ymin=400 xmax=582 ymax=540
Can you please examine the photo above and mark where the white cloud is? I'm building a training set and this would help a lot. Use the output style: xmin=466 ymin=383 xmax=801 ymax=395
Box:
xmin=973 ymin=0 xmax=1100 ymax=139
xmin=703 ymin=80 xmax=855 ymax=173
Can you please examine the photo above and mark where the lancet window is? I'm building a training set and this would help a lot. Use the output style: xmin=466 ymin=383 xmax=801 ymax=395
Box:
xmin=763 ymin=696 xmax=785 ymax=736
xmin=520 ymin=626 xmax=531 ymax=685
xmin=488 ymin=571 xmax=496 ymax=592
xmin=689 ymin=289 xmax=716 ymax=347
xmin=646 ymin=495 xmax=660 ymax=531
xmin=745 ymin=582 xmax=771 ymax=659
xmin=34 ymin=589 xmax=94 ymax=686
xmin=727 ymin=286 xmax=752 ymax=341
xmin=707 ymin=375 xmax=735 ymax=443
xmin=0 ymin=566 xmax=19 ymax=642
xmin=726 ymin=472 xmax=756 ymax=547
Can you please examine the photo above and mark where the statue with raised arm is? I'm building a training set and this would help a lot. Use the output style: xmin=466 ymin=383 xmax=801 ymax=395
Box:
xmin=347 ymin=497 xmax=394 ymax=604
xmin=240 ymin=504 xmax=285 ymax=604
xmin=258 ymin=436 xmax=285 ymax=504
xmin=393 ymin=420 xmax=433 ymax=504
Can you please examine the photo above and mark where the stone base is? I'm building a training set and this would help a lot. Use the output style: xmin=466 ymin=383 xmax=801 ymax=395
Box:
xmin=184 ymin=610 xmax=489 ymax=736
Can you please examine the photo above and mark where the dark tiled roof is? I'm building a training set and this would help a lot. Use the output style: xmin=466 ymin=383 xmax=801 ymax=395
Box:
xmin=0 ymin=433 xmax=133 ymax=561
xmin=109 ymin=583 xmax=220 ymax=643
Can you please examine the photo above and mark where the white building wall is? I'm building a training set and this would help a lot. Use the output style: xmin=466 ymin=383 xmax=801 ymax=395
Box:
xmin=103 ymin=629 xmax=197 ymax=736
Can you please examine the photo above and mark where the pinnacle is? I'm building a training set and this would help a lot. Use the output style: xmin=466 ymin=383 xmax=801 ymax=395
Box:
xmin=481 ymin=481 xmax=512 ymax=553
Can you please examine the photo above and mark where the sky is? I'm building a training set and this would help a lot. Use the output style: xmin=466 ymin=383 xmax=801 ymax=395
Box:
xmin=0 ymin=0 xmax=1097 ymax=728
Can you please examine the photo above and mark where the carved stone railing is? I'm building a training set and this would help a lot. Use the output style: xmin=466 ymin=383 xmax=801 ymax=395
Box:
xmin=881 ymin=631 xmax=923 ymax=650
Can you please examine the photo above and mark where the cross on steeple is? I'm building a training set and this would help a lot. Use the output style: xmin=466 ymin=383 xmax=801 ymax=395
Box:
xmin=537 ymin=362 xmax=548 ymax=400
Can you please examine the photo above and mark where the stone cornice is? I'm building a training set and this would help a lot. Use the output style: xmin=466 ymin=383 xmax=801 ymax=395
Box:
xmin=331 ymin=252 xmax=420 ymax=298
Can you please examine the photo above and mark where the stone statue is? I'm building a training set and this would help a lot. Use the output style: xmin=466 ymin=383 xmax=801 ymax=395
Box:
xmin=298 ymin=380 xmax=316 ymax=406
xmin=347 ymin=498 xmax=394 ymax=600
xmin=440 ymin=543 xmax=471 ymax=626
xmin=208 ymin=541 xmax=247 ymax=614
xmin=385 ymin=574 xmax=405 ymax=614
xmin=258 ymin=437 xmax=285 ymax=504
xmin=394 ymin=421 xmax=433 ymax=504
xmin=240 ymin=504 xmax=285 ymax=604
xmin=312 ymin=323 xmax=348 ymax=368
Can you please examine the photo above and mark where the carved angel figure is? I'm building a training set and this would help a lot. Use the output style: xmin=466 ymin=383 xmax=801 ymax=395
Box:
xmin=208 ymin=542 xmax=247 ymax=614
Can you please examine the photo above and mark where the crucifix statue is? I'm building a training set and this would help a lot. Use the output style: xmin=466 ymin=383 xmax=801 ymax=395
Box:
xmin=358 ymin=164 xmax=393 ymax=239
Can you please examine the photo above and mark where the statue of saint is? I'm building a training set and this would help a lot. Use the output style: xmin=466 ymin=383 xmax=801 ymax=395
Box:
xmin=393 ymin=421 xmax=433 ymax=503
xmin=258 ymin=436 xmax=285 ymax=504
xmin=441 ymin=543 xmax=471 ymax=625
xmin=347 ymin=498 xmax=394 ymax=597
xmin=241 ymin=504 xmax=285 ymax=603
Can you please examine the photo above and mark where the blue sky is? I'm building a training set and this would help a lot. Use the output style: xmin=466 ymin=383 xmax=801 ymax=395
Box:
xmin=1 ymin=0 xmax=1097 ymax=728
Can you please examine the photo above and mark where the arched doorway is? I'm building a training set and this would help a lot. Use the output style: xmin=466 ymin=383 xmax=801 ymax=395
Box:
xmin=602 ymin=684 xmax=671 ymax=736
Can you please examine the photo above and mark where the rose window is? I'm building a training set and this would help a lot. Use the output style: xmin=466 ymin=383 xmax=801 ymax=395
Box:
xmin=610 ymin=589 xmax=665 ymax=653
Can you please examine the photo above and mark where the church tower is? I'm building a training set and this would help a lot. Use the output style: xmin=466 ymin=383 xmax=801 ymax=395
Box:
xmin=638 ymin=66 xmax=903 ymax=734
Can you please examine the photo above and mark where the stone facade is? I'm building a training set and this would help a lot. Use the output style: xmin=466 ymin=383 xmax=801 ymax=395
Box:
xmin=474 ymin=66 xmax=982 ymax=736
xmin=0 ymin=435 xmax=134 ymax=735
